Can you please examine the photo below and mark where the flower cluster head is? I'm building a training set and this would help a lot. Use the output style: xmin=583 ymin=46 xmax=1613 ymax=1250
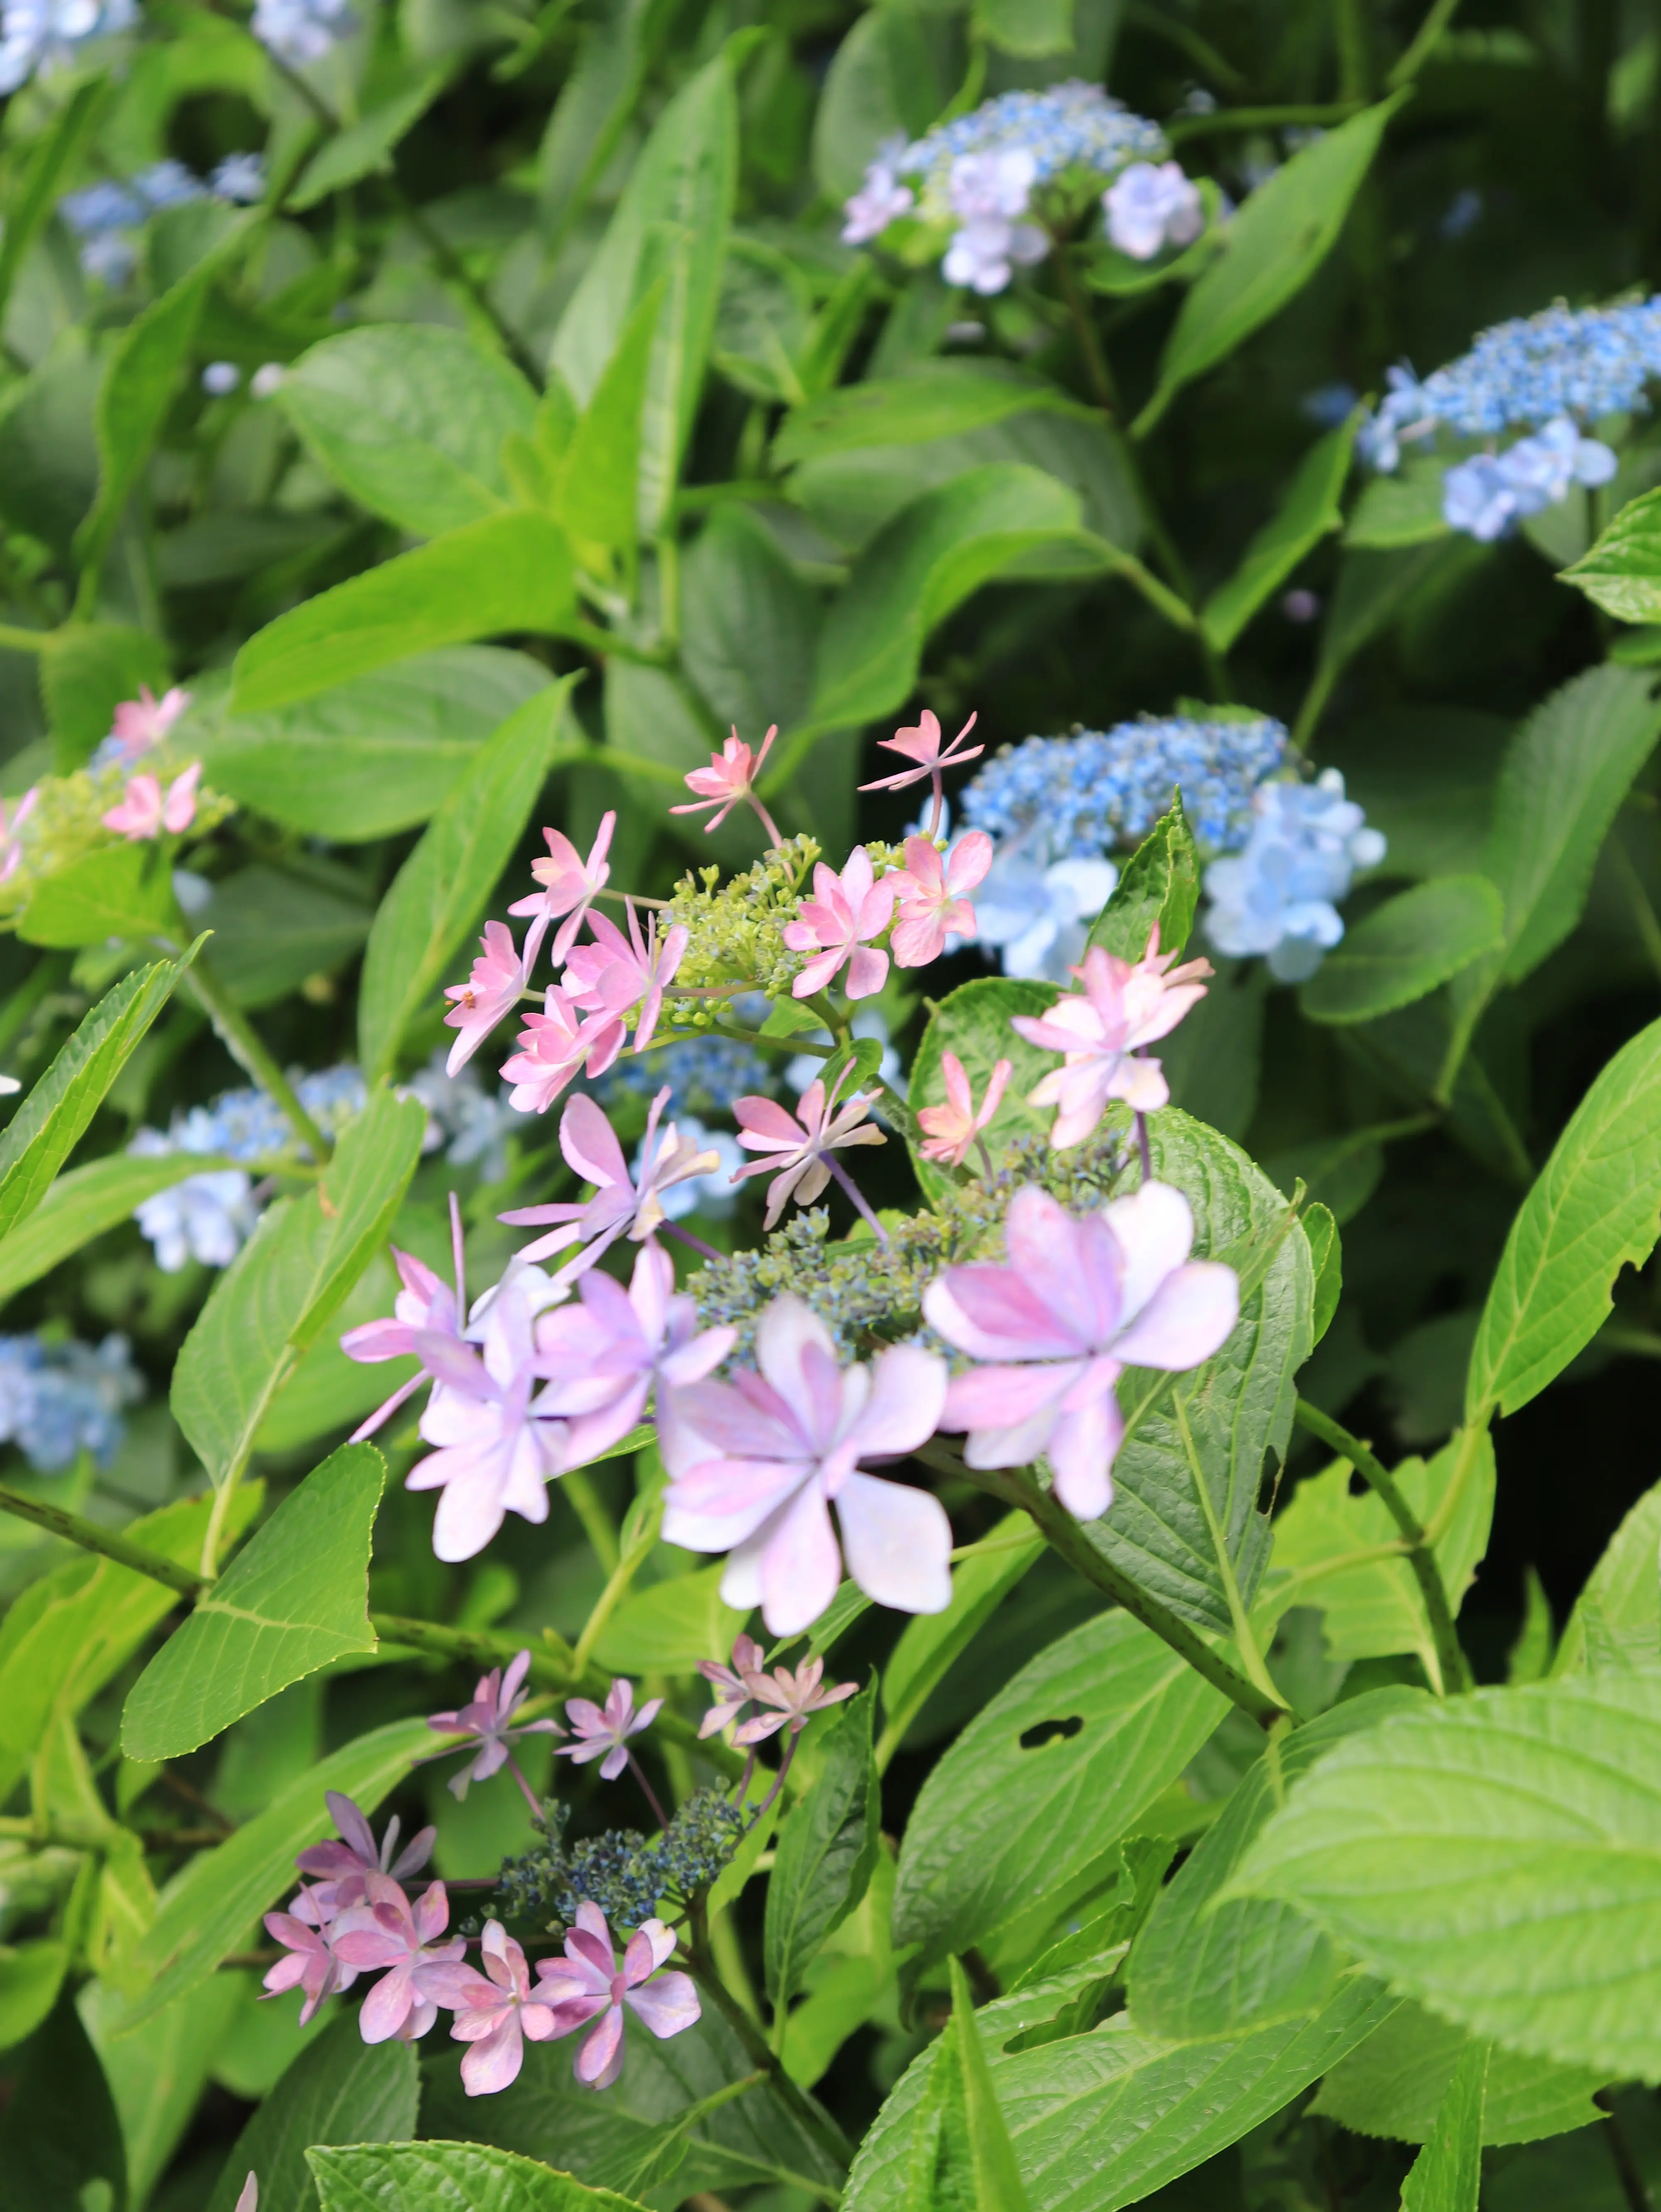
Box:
xmin=251 ymin=0 xmax=352 ymax=65
xmin=698 ymin=1636 xmax=857 ymax=1744
xmin=427 ymin=1649 xmax=563 ymax=1801
xmin=0 ymin=1330 xmax=144 ymax=1471
xmin=0 ymin=0 xmax=136 ymax=95
xmin=661 ymin=833 xmax=821 ymax=1008
xmin=1014 ymin=926 xmax=1213 ymax=1148
xmin=1203 ymin=770 xmax=1386 ymax=981
xmin=265 ymin=1793 xmax=440 ymax=2028
xmin=1441 ymin=417 xmax=1617 ymax=541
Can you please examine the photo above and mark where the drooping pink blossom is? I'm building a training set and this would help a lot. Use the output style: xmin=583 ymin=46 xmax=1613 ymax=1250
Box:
xmin=534 ymin=1242 xmax=735 ymax=1466
xmin=430 ymin=1921 xmax=556 ymax=2096
xmin=533 ymin=1903 xmax=700 ymax=2089
xmin=0 ymin=785 xmax=37 ymax=884
xmin=508 ymin=812 xmax=615 ymax=971
xmin=1011 ymin=927 xmax=1213 ymax=1148
xmin=341 ymin=1193 xmax=470 ymax=1441
xmin=102 ymin=761 xmax=201 ymax=840
xmin=556 ymin=1677 xmax=663 ymax=1782
xmin=734 ymin=1655 xmax=856 ymax=1745
xmin=696 ymin=1632 xmax=767 ymax=1738
xmin=916 ymin=1052 xmax=1011 ymax=1170
xmin=499 ymin=1089 xmax=718 ymax=1271
xmin=262 ymin=1885 xmax=358 ymax=2024
xmin=888 ymin=831 xmax=993 ymax=968
xmin=499 ymin=986 xmax=625 ymax=1115
xmin=294 ymin=1790 xmax=436 ymax=1912
xmin=670 ymin=723 xmax=783 ymax=846
xmin=660 ymin=1295 xmax=951 ymax=1635
xmin=859 ymin=708 xmax=983 ymax=796
xmin=443 ymin=921 xmax=526 ymax=1077
xmin=426 ymin=1649 xmax=563 ymax=1800
xmin=732 ymin=1065 xmax=886 ymax=1230
xmin=331 ymin=1871 xmax=466 ymax=2043
xmin=782 ymin=847 xmax=895 ymax=1001
xmin=923 ymin=1182 xmax=1239 ymax=1519
xmin=110 ymin=683 xmax=191 ymax=758
xmin=563 ymin=903 xmax=688 ymax=1053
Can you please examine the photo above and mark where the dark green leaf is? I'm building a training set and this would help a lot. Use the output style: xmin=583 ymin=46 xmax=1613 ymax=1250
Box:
xmin=203 ymin=863 xmax=371 ymax=1010
xmin=774 ymin=361 xmax=1094 ymax=469
xmin=1313 ymin=1999 xmax=1600 ymax=2148
xmin=1201 ymin=417 xmax=1360 ymax=651
xmin=17 ymin=840 xmax=182 ymax=947
xmin=206 ymin=2014 xmax=419 ymax=2212
xmin=0 ymin=79 xmax=108 ymax=333
xmin=554 ymin=281 xmax=659 ymax=553
xmin=973 ymin=0 xmax=1071 ymax=55
xmin=1400 ymin=2036 xmax=1489 ymax=2212
xmin=765 ymin=1679 xmax=880 ymax=2004
xmin=0 ymin=1991 xmax=127 ymax=2212
xmin=1086 ymin=795 xmax=1201 ymax=962
xmin=681 ymin=503 xmax=819 ymax=737
xmin=1344 ymin=457 xmax=1450 ymax=550
xmin=1299 ymin=876 xmax=1504 ymax=1024
xmin=877 ymin=1514 xmax=1045 ymax=1768
xmin=287 ymin=69 xmax=451 ymax=211
xmin=0 ymin=1942 xmax=67 ymax=2053
xmin=918 ymin=1956 xmax=1035 ymax=2210
xmin=311 ymin=2141 xmax=650 ymax=2212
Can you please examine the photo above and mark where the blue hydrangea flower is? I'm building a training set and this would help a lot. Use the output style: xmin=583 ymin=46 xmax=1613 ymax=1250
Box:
xmin=603 ymin=1033 xmax=771 ymax=1117
xmin=1203 ymin=771 xmax=1386 ymax=981
xmin=0 ymin=1331 xmax=144 ymax=1471
xmin=972 ymin=844 xmax=1118 ymax=983
xmin=1441 ymin=416 xmax=1617 ymax=541
xmin=251 ymin=0 xmax=352 ymax=65
xmin=409 ymin=1049 xmax=514 ymax=1183
xmin=210 ymin=152 xmax=267 ymax=204
xmin=0 ymin=0 xmax=137 ymax=94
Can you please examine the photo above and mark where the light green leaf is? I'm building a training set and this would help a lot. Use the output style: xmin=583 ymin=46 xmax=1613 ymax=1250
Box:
xmin=876 ymin=1515 xmax=1045 ymax=1769
xmin=1467 ymin=1012 xmax=1661 ymax=1420
xmin=122 ymin=1444 xmax=384 ymax=1762
xmin=171 ymin=1089 xmax=426 ymax=1485
xmin=1299 ymin=876 xmax=1504 ymax=1025
xmin=228 ymin=512 xmax=576 ymax=714
xmin=1137 ymin=97 xmax=1406 ymax=435
xmin=1562 ymin=485 xmax=1661 ymax=621
xmin=1306 ymin=1201 xmax=1342 ymax=1343
xmin=205 ymin=2014 xmax=419 ymax=2212
xmin=358 ymin=680 xmax=574 ymax=1083
xmin=1086 ymin=795 xmax=1201 ymax=963
xmin=591 ymin=1564 xmax=744 ymax=1674
xmin=1227 ymin=1673 xmax=1661 ymax=2083
xmin=122 ymin=1714 xmax=436 ymax=2031
xmin=892 ymin=1610 xmax=1227 ymax=1972
xmin=774 ymin=361 xmax=1094 ymax=469
xmin=277 ymin=324 xmax=537 ymax=538
xmin=0 ymin=78 xmax=106 ymax=335
xmin=0 ymin=1942 xmax=67 ymax=2053
xmin=81 ymin=1972 xmax=243 ymax=2209
xmin=17 ymin=841 xmax=181 ymax=948
xmin=0 ymin=1150 xmax=234 ymax=1308
xmin=764 ymin=1681 xmax=879 ymax=2007
xmin=287 ymin=69 xmax=450 ymax=211
xmin=1401 ymin=2036 xmax=1489 ymax=2212
xmin=1553 ymin=1479 xmax=1661 ymax=1678
xmin=0 ymin=945 xmax=199 ymax=1242
xmin=1344 ymin=457 xmax=1450 ymax=549
xmin=1313 ymin=1999 xmax=1601 ymax=2148
xmin=973 ymin=0 xmax=1071 ymax=55
xmin=905 ymin=975 xmax=1058 ymax=1203
xmin=311 ymin=2142 xmax=650 ymax=2212
xmin=39 ymin=622 xmax=173 ymax=771
xmin=1201 ymin=417 xmax=1360 ymax=651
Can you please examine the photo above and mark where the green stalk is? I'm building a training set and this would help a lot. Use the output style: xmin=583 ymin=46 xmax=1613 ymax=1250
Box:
xmin=1387 ymin=0 xmax=1466 ymax=86
xmin=180 ymin=951 xmax=331 ymax=1161
xmin=0 ymin=1483 xmax=205 ymax=1593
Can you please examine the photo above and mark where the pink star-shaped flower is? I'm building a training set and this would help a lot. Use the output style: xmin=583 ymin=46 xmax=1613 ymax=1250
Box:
xmin=110 ymin=684 xmax=191 ymax=759
xmin=915 ymin=1051 xmax=1012 ymax=1170
xmin=669 ymin=724 xmax=784 ymax=847
xmin=443 ymin=920 xmax=526 ymax=1077
xmin=696 ymin=1632 xmax=768 ymax=1738
xmin=429 ymin=1920 xmax=556 ymax=2096
xmin=330 ymin=1871 xmax=466 ymax=2043
xmin=509 ymin=812 xmax=615 ymax=972
xmin=563 ymin=903 xmax=689 ymax=1054
xmin=556 ymin=1677 xmax=663 ymax=1781
xmin=533 ymin=1903 xmax=701 ymax=2090
xmin=782 ymin=847 xmax=895 ymax=1001
xmin=102 ymin=761 xmax=201 ymax=840
xmin=294 ymin=1790 xmax=436 ymax=1912
xmin=535 ymin=1241 xmax=735 ymax=1466
xmin=0 ymin=786 xmax=37 ymax=884
xmin=733 ymin=1654 xmax=856 ymax=1745
xmin=732 ymin=1064 xmax=886 ymax=1229
xmin=262 ymin=1883 xmax=359 ymax=2024
xmin=1011 ymin=926 xmax=1213 ymax=1148
xmin=888 ymin=831 xmax=992 ymax=968
xmin=499 ymin=985 xmax=625 ymax=1115
xmin=426 ymin=1647 xmax=563 ymax=1800
xmin=859 ymin=707 xmax=983 ymax=794
xmin=499 ymin=1088 xmax=718 ymax=1272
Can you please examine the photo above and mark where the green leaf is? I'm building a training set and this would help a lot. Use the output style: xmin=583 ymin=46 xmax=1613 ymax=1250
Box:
xmin=1137 ymin=97 xmax=1406 ymax=435
xmin=774 ymin=361 xmax=1094 ymax=469
xmin=0 ymin=1991 xmax=128 ymax=2212
xmin=1305 ymin=1201 xmax=1342 ymax=1343
xmin=199 ymin=864 xmax=372 ymax=1010
xmin=921 ymin=1957 xmax=1035 ymax=2211
xmin=876 ymin=1513 xmax=1045 ymax=1768
xmin=123 ymin=1714 xmax=436 ymax=2030
xmin=553 ymin=281 xmax=659 ymax=553
xmin=0 ymin=945 xmax=199 ymax=1242
xmin=198 ymin=647 xmax=553 ymax=841
xmin=1226 ymin=1674 xmax=1661 ymax=2083
xmin=1467 ymin=1012 xmax=1661 ymax=1420
xmin=0 ymin=1942 xmax=67 ymax=2052
xmin=1086 ymin=795 xmax=1201 ymax=963
xmin=0 ymin=78 xmax=107 ymax=335
xmin=310 ymin=2142 xmax=651 ymax=2212
xmin=1401 ymin=2037 xmax=1488 ymax=2212
xmin=277 ymin=324 xmax=537 ymax=538
xmin=891 ymin=1610 xmax=1227 ymax=1973
xmin=681 ymin=502 xmax=819 ymax=739
xmin=1553 ymin=1479 xmax=1661 ymax=1678
xmin=82 ymin=1973 xmax=243 ymax=2207
xmin=765 ymin=1679 xmax=880 ymax=2005
xmin=973 ymin=0 xmax=1072 ymax=56
xmin=287 ymin=69 xmax=450 ymax=211
xmin=358 ymin=679 xmax=574 ymax=1082
xmin=171 ymin=1089 xmax=426 ymax=1485
xmin=905 ymin=976 xmax=1058 ymax=1203
xmin=0 ymin=1150 xmax=235 ymax=1308
xmin=205 ymin=2014 xmax=419 ymax=2212
xmin=122 ymin=1443 xmax=385 ymax=1761
xmin=1200 ymin=417 xmax=1360 ymax=652
xmin=1344 ymin=457 xmax=1450 ymax=549
xmin=1299 ymin=876 xmax=1504 ymax=1025
xmin=1562 ymin=485 xmax=1661 ymax=621
xmin=1313 ymin=1999 xmax=1601 ymax=2148
xmin=39 ymin=623 xmax=173 ymax=772
xmin=17 ymin=840 xmax=183 ymax=947
xmin=591 ymin=1564 xmax=744 ymax=1674
xmin=228 ymin=512 xmax=576 ymax=713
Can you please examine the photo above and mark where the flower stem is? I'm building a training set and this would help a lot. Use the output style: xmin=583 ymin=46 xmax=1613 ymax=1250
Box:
xmin=1136 ymin=1111 xmax=1152 ymax=1185
xmin=752 ymin=1731 xmax=797 ymax=1824
xmin=0 ymin=1483 xmax=205 ymax=1592
xmin=627 ymin=1747 xmax=671 ymax=1831
xmin=664 ymin=1219 xmax=723 ymax=1264
xmin=182 ymin=952 xmax=331 ymax=1161
xmin=505 ymin=1751 xmax=545 ymax=1820
xmin=826 ymin=1154 xmax=889 ymax=1243
xmin=745 ymin=791 xmax=786 ymax=852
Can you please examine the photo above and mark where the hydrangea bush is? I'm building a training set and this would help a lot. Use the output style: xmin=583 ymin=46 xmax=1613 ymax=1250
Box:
xmin=5 ymin=5 xmax=1661 ymax=2210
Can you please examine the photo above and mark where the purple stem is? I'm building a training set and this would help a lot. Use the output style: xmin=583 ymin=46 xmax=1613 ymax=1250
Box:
xmin=753 ymin=1731 xmax=798 ymax=1823
xmin=449 ymin=1188 xmax=466 ymax=1314
xmin=662 ymin=1219 xmax=723 ymax=1264
xmin=1137 ymin=1112 xmax=1152 ymax=1186
xmin=746 ymin=791 xmax=786 ymax=853
xmin=627 ymin=1747 xmax=671 ymax=1831
xmin=975 ymin=1135 xmax=995 ymax=1179
xmin=505 ymin=1752 xmax=544 ymax=1820
xmin=734 ymin=1747 xmax=756 ymax=1809
xmin=826 ymin=1153 xmax=889 ymax=1243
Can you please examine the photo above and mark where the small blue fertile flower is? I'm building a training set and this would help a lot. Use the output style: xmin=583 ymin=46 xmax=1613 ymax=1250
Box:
xmin=0 ymin=1331 xmax=144 ymax=1471
xmin=1203 ymin=771 xmax=1386 ymax=981
xmin=211 ymin=152 xmax=267 ymax=204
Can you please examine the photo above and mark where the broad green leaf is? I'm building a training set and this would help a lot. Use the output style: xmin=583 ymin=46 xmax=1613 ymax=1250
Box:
xmin=1401 ymin=2037 xmax=1488 ymax=2212
xmin=1344 ymin=457 xmax=1450 ymax=549
xmin=0 ymin=1151 xmax=236 ymax=1307
xmin=1086 ymin=795 xmax=1201 ymax=962
xmin=681 ymin=502 xmax=819 ymax=739
xmin=1227 ymin=1673 xmax=1661 ymax=2082
xmin=122 ymin=1443 xmax=385 ymax=1761
xmin=591 ymin=1564 xmax=744 ymax=1674
xmin=171 ymin=1089 xmax=426 ymax=1485
xmin=1299 ymin=876 xmax=1504 ymax=1024
xmin=199 ymin=864 xmax=371 ymax=1010
xmin=810 ymin=6 xmax=952 ymax=202
xmin=287 ymin=69 xmax=450 ymax=210
xmin=39 ymin=622 xmax=172 ymax=771
xmin=122 ymin=1714 xmax=435 ymax=2030
xmin=0 ymin=78 xmax=106 ymax=333
xmin=1200 ymin=417 xmax=1360 ymax=651
xmin=1553 ymin=1480 xmax=1661 ymax=1677
xmin=17 ymin=840 xmax=182 ymax=947
xmin=277 ymin=324 xmax=536 ymax=539
xmin=0 ymin=1991 xmax=128 ymax=2212
xmin=765 ymin=1680 xmax=880 ymax=2005
xmin=876 ymin=1514 xmax=1045 ymax=1768
xmin=358 ymin=679 xmax=574 ymax=1082
xmin=973 ymin=0 xmax=1071 ymax=56
xmin=892 ymin=1610 xmax=1227 ymax=1971
xmin=917 ymin=1956 xmax=1034 ymax=2211
xmin=0 ymin=1941 xmax=67 ymax=2052
xmin=1130 ymin=1689 xmax=1428 ymax=2044
xmin=774 ymin=361 xmax=1095 ymax=469
xmin=311 ymin=2142 xmax=649 ymax=2212
xmin=1467 ymin=1013 xmax=1661 ymax=1420
xmin=553 ymin=282 xmax=658 ymax=553
xmin=1562 ymin=485 xmax=1661 ymax=621
xmin=1137 ymin=97 xmax=1406 ymax=434
xmin=535 ymin=0 xmax=675 ymax=243
xmin=205 ymin=2014 xmax=419 ymax=2212
xmin=228 ymin=512 xmax=576 ymax=713
xmin=0 ymin=946 xmax=199 ymax=1242
xmin=906 ymin=975 xmax=1058 ymax=1202
xmin=81 ymin=1973 xmax=242 ymax=2208
xmin=1313 ymin=1999 xmax=1601 ymax=2147
xmin=198 ymin=647 xmax=553 ymax=840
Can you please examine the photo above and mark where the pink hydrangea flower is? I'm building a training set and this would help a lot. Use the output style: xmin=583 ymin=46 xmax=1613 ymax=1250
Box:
xmin=262 ymin=1885 xmax=358 ymax=2024
xmin=499 ymin=1089 xmax=718 ymax=1272
xmin=888 ymin=831 xmax=993 ymax=968
xmin=234 ymin=2175 xmax=257 ymax=2212
xmin=556 ymin=1677 xmax=663 ymax=1781
xmin=733 ymin=1655 xmax=856 ymax=1745
xmin=732 ymin=1065 xmax=886 ymax=1230
xmin=443 ymin=921 xmax=526 ymax=1077
xmin=508 ymin=812 xmax=615 ymax=971
xmin=500 ymin=986 xmax=625 ymax=1115
xmin=670 ymin=723 xmax=783 ymax=847
xmin=0 ymin=786 xmax=37 ymax=884
xmin=431 ymin=1921 xmax=556 ymax=2096
xmin=110 ymin=683 xmax=191 ymax=758
xmin=533 ymin=1903 xmax=700 ymax=2089
xmin=916 ymin=1052 xmax=1011 ymax=1170
xmin=1012 ymin=927 xmax=1214 ymax=1148
xmin=294 ymin=1790 xmax=436 ymax=1909
xmin=563 ymin=903 xmax=689 ymax=1054
xmin=923 ymin=1182 xmax=1239 ymax=1519
xmin=660 ymin=1294 xmax=951 ymax=1635
xmin=859 ymin=708 xmax=982 ymax=797
xmin=426 ymin=1648 xmax=563 ymax=1801
xmin=341 ymin=1193 xmax=470 ymax=1441
xmin=535 ymin=1242 xmax=735 ymax=1465
xmin=331 ymin=1872 xmax=466 ymax=2043
xmin=102 ymin=761 xmax=201 ymax=840
xmin=782 ymin=848 xmax=895 ymax=1001
xmin=696 ymin=1631 xmax=767 ymax=1738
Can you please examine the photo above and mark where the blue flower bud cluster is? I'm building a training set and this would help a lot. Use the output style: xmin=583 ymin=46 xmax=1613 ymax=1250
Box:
xmin=0 ymin=1331 xmax=145 ymax=1472
xmin=1203 ymin=770 xmax=1386 ymax=981
xmin=495 ymin=1790 xmax=743 ymax=1934
xmin=898 ymin=84 xmax=1167 ymax=221
xmin=603 ymin=1033 xmax=772 ymax=1116
xmin=0 ymin=0 xmax=136 ymax=95
xmin=60 ymin=157 xmax=267 ymax=286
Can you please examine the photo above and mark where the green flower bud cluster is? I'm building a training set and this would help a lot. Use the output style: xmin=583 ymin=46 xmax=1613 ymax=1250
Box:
xmin=0 ymin=756 xmax=233 ymax=922
xmin=661 ymin=834 xmax=821 ymax=1020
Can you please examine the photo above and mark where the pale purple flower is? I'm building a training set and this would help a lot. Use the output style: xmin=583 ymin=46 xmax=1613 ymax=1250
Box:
xmin=341 ymin=1193 xmax=469 ymax=1441
xmin=294 ymin=1789 xmax=435 ymax=1912
xmin=534 ymin=1242 xmax=735 ymax=1466
xmin=235 ymin=2178 xmax=257 ymax=2212
xmin=943 ymin=149 xmax=1047 ymax=293
xmin=1010 ymin=928 xmax=1213 ymax=1148
xmin=696 ymin=1631 xmax=767 ymax=1738
xmin=262 ymin=1886 xmax=358 ymax=2024
xmin=842 ymin=143 xmax=914 ymax=245
xmin=660 ymin=1295 xmax=951 ymax=1635
xmin=1104 ymin=159 xmax=1205 ymax=259
xmin=532 ymin=1902 xmax=700 ymax=2090
xmin=732 ymin=1065 xmax=886 ymax=1230
xmin=924 ymin=1182 xmax=1239 ymax=1520
xmin=499 ymin=1088 xmax=719 ymax=1272
xmin=331 ymin=1871 xmax=465 ymax=2043
xmin=430 ymin=1921 xmax=556 ymax=2097
xmin=426 ymin=1649 xmax=563 ymax=1800
xmin=733 ymin=1655 xmax=856 ymax=1745
xmin=508 ymin=812 xmax=615 ymax=972
xmin=556 ymin=1678 xmax=663 ymax=1782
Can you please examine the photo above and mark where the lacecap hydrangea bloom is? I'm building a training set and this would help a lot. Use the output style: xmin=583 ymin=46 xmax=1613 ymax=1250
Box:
xmin=250 ymin=0 xmax=352 ymax=64
xmin=0 ymin=0 xmax=135 ymax=93
xmin=0 ymin=1331 xmax=144 ymax=1471
xmin=1203 ymin=771 xmax=1386 ymax=980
